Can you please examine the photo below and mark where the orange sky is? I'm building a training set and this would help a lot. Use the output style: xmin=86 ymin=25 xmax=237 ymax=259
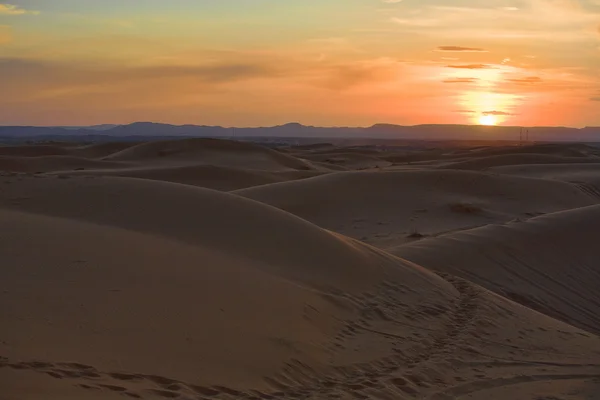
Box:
xmin=1 ymin=0 xmax=599 ymax=127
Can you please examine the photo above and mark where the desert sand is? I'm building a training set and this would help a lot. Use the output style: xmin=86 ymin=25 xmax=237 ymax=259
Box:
xmin=2 ymin=138 xmax=600 ymax=399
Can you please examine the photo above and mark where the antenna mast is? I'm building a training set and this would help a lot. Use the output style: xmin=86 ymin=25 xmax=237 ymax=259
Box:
xmin=519 ymin=127 xmax=523 ymax=146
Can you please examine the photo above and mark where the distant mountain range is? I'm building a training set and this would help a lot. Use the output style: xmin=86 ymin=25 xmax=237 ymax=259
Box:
xmin=1 ymin=122 xmax=599 ymax=142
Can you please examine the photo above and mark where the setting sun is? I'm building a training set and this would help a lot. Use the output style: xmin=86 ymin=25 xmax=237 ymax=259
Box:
xmin=479 ymin=115 xmax=497 ymax=126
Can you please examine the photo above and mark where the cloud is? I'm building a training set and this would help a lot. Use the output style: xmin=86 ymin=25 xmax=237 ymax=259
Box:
xmin=506 ymin=76 xmax=543 ymax=84
xmin=446 ymin=64 xmax=493 ymax=69
xmin=0 ymin=57 xmax=278 ymax=101
xmin=435 ymin=46 xmax=487 ymax=52
xmin=314 ymin=58 xmax=403 ymax=90
xmin=454 ymin=109 xmax=477 ymax=113
xmin=482 ymin=110 xmax=513 ymax=116
xmin=387 ymin=2 xmax=600 ymax=43
xmin=0 ymin=3 xmax=39 ymax=15
xmin=591 ymin=97 xmax=600 ymax=101
xmin=443 ymin=78 xmax=478 ymax=83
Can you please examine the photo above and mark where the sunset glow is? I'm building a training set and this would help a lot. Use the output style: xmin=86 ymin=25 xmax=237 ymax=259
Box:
xmin=1 ymin=1 xmax=599 ymax=127
xmin=479 ymin=115 xmax=498 ymax=126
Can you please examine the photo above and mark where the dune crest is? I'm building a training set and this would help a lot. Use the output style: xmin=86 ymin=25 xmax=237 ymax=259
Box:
xmin=393 ymin=204 xmax=600 ymax=335
xmin=236 ymin=170 xmax=597 ymax=248
xmin=2 ymin=139 xmax=600 ymax=399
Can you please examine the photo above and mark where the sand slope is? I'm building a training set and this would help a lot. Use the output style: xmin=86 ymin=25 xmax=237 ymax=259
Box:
xmin=3 ymin=140 xmax=600 ymax=399
xmin=441 ymin=153 xmax=600 ymax=170
xmin=48 ymin=165 xmax=324 ymax=191
xmin=0 ymin=144 xmax=71 ymax=157
xmin=491 ymin=163 xmax=600 ymax=195
xmin=0 ymin=139 xmax=323 ymax=191
xmin=0 ymin=175 xmax=458 ymax=392
xmin=70 ymin=142 xmax=140 ymax=158
xmin=393 ymin=205 xmax=600 ymax=335
xmin=0 ymin=155 xmax=132 ymax=173
xmin=299 ymin=152 xmax=392 ymax=170
xmin=236 ymin=170 xmax=597 ymax=248
xmin=104 ymin=138 xmax=316 ymax=171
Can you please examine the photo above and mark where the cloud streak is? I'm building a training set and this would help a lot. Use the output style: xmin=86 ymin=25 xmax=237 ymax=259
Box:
xmin=446 ymin=64 xmax=493 ymax=69
xmin=443 ymin=78 xmax=478 ymax=83
xmin=0 ymin=3 xmax=39 ymax=15
xmin=436 ymin=46 xmax=487 ymax=52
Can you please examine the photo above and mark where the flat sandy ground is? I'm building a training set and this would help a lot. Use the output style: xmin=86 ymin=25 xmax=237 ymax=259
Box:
xmin=2 ymin=138 xmax=600 ymax=399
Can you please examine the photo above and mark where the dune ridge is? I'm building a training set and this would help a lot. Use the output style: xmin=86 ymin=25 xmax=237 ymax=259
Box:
xmin=2 ymin=139 xmax=600 ymax=399
xmin=236 ymin=169 xmax=597 ymax=247
xmin=393 ymin=204 xmax=600 ymax=335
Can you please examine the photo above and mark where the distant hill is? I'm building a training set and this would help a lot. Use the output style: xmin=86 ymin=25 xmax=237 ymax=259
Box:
xmin=57 ymin=124 xmax=120 ymax=131
xmin=0 ymin=122 xmax=599 ymax=142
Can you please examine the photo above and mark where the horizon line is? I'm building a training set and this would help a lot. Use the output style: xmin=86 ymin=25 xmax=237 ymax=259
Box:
xmin=1 ymin=122 xmax=597 ymax=130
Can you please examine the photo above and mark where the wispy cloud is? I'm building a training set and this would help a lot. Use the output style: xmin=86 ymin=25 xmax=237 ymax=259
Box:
xmin=443 ymin=77 xmax=478 ymax=83
xmin=506 ymin=76 xmax=543 ymax=84
xmin=482 ymin=110 xmax=513 ymax=116
xmin=446 ymin=64 xmax=493 ymax=69
xmin=0 ymin=3 xmax=39 ymax=15
xmin=436 ymin=46 xmax=487 ymax=52
xmin=389 ymin=1 xmax=600 ymax=42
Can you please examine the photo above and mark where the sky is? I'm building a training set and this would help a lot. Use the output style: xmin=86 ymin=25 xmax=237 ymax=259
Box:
xmin=1 ymin=0 xmax=599 ymax=127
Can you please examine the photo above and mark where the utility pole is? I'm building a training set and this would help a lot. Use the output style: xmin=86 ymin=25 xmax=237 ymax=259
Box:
xmin=519 ymin=128 xmax=523 ymax=146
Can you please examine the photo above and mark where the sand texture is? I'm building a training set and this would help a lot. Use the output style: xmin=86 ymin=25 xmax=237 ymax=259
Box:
xmin=2 ymin=139 xmax=600 ymax=399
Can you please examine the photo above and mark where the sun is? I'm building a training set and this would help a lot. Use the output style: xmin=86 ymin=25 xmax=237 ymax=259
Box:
xmin=479 ymin=114 xmax=497 ymax=126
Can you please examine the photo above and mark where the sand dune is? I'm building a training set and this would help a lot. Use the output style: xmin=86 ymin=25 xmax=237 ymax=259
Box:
xmin=0 ymin=174 xmax=452 ymax=396
xmin=491 ymin=163 xmax=600 ymax=191
xmin=3 ymin=139 xmax=600 ymax=399
xmin=379 ymin=143 xmax=600 ymax=166
xmin=236 ymin=170 xmax=597 ymax=248
xmin=49 ymin=165 xmax=324 ymax=191
xmin=104 ymin=138 xmax=316 ymax=171
xmin=441 ymin=153 xmax=600 ymax=170
xmin=300 ymin=152 xmax=392 ymax=170
xmin=0 ymin=155 xmax=132 ymax=173
xmin=443 ymin=143 xmax=600 ymax=159
xmin=70 ymin=142 xmax=140 ymax=158
xmin=0 ymin=144 xmax=71 ymax=157
xmin=0 ymin=139 xmax=324 ymax=190
xmin=393 ymin=205 xmax=600 ymax=335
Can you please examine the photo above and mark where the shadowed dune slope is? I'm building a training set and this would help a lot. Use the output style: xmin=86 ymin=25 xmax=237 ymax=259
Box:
xmin=300 ymin=152 xmax=391 ymax=170
xmin=2 ymin=175 xmax=600 ymax=399
xmin=236 ymin=170 xmax=597 ymax=248
xmin=0 ymin=174 xmax=463 ymax=391
xmin=0 ymin=208 xmax=448 ymax=385
xmin=0 ymin=155 xmax=132 ymax=173
xmin=103 ymin=138 xmax=316 ymax=171
xmin=393 ymin=205 xmax=600 ymax=335
xmin=0 ymin=145 xmax=71 ymax=157
xmin=70 ymin=142 xmax=140 ymax=158
xmin=49 ymin=165 xmax=324 ymax=191
xmin=442 ymin=153 xmax=600 ymax=170
xmin=0 ymin=175 xmax=446 ymax=294
xmin=445 ymin=143 xmax=600 ymax=160
xmin=380 ymin=143 xmax=600 ymax=164
xmin=491 ymin=163 xmax=600 ymax=193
